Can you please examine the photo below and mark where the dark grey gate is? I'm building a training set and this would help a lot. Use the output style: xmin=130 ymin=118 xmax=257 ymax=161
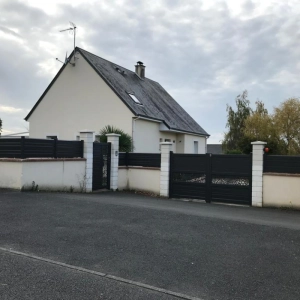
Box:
xmin=93 ymin=142 xmax=111 ymax=191
xmin=169 ymin=153 xmax=252 ymax=205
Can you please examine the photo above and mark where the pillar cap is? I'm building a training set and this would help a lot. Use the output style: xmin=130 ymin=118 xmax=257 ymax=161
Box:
xmin=251 ymin=141 xmax=267 ymax=145
xmin=106 ymin=133 xmax=121 ymax=137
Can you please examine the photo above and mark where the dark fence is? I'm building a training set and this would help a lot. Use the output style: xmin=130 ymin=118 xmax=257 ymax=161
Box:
xmin=0 ymin=137 xmax=83 ymax=159
xmin=119 ymin=152 xmax=161 ymax=168
xmin=264 ymin=155 xmax=300 ymax=174
xmin=169 ymin=153 xmax=252 ymax=205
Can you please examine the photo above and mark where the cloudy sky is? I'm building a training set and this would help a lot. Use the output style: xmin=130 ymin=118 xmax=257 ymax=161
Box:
xmin=1 ymin=0 xmax=300 ymax=142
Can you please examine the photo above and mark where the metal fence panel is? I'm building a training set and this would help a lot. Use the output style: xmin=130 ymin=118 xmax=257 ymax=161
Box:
xmin=118 ymin=153 xmax=161 ymax=168
xmin=0 ymin=138 xmax=83 ymax=159
xmin=169 ymin=152 xmax=252 ymax=206
xmin=0 ymin=139 xmax=21 ymax=158
xmin=264 ymin=155 xmax=300 ymax=174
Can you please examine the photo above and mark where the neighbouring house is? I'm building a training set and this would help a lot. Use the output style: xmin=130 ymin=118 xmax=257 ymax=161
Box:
xmin=25 ymin=47 xmax=209 ymax=153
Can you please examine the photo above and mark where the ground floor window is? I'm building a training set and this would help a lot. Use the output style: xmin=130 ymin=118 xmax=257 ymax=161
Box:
xmin=194 ymin=141 xmax=198 ymax=154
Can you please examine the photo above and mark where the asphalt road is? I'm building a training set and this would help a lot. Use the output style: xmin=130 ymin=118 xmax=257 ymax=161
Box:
xmin=0 ymin=190 xmax=300 ymax=300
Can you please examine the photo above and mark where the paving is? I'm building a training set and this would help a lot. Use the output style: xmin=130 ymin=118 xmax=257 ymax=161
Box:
xmin=0 ymin=190 xmax=300 ymax=299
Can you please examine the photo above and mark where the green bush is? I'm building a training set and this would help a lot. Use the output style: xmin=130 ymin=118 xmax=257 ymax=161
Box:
xmin=98 ymin=125 xmax=133 ymax=152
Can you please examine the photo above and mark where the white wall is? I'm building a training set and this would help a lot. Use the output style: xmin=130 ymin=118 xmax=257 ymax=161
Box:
xmin=28 ymin=52 xmax=134 ymax=140
xmin=0 ymin=161 xmax=22 ymax=189
xmin=176 ymin=134 xmax=185 ymax=153
xmin=118 ymin=168 xmax=128 ymax=190
xmin=0 ymin=159 xmax=86 ymax=191
xmin=133 ymin=119 xmax=207 ymax=153
xmin=183 ymin=134 xmax=206 ymax=154
xmin=263 ymin=174 xmax=300 ymax=209
xmin=134 ymin=119 xmax=177 ymax=153
xmin=118 ymin=167 xmax=160 ymax=194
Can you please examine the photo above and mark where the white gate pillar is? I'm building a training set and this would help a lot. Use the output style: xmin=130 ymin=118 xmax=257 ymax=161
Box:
xmin=160 ymin=142 xmax=173 ymax=197
xmin=106 ymin=134 xmax=121 ymax=191
xmin=251 ymin=141 xmax=267 ymax=207
xmin=80 ymin=130 xmax=95 ymax=192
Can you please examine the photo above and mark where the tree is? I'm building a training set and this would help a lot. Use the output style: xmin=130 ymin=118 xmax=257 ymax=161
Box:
xmin=274 ymin=98 xmax=300 ymax=155
xmin=244 ymin=101 xmax=284 ymax=154
xmin=0 ymin=118 xmax=2 ymax=136
xmin=98 ymin=125 xmax=133 ymax=152
xmin=222 ymin=90 xmax=252 ymax=153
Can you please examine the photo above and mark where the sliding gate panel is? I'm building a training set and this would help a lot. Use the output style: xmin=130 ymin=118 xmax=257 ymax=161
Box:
xmin=169 ymin=153 xmax=207 ymax=200
xmin=210 ymin=155 xmax=252 ymax=205
xmin=169 ymin=153 xmax=252 ymax=205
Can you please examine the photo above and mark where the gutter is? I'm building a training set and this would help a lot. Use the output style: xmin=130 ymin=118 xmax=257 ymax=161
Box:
xmin=135 ymin=115 xmax=209 ymax=137
xmin=160 ymin=128 xmax=210 ymax=137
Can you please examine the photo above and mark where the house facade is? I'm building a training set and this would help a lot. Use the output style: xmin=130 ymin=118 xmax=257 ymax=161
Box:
xmin=25 ymin=48 xmax=209 ymax=153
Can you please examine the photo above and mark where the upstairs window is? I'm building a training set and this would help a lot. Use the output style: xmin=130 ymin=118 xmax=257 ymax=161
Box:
xmin=128 ymin=93 xmax=142 ymax=105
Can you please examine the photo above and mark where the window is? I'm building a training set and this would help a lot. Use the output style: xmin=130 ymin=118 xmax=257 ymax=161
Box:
xmin=128 ymin=93 xmax=142 ymax=105
xmin=165 ymin=139 xmax=171 ymax=142
xmin=194 ymin=141 xmax=198 ymax=154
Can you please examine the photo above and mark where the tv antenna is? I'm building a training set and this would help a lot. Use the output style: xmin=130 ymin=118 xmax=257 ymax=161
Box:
xmin=56 ymin=22 xmax=78 ymax=66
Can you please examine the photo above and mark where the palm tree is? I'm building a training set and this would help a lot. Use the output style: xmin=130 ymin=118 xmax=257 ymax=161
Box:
xmin=98 ymin=125 xmax=133 ymax=152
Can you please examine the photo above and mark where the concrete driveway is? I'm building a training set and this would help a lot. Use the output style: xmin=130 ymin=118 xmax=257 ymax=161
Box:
xmin=0 ymin=190 xmax=300 ymax=299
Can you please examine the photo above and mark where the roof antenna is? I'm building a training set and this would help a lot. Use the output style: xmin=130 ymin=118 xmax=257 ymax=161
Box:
xmin=56 ymin=22 xmax=77 ymax=66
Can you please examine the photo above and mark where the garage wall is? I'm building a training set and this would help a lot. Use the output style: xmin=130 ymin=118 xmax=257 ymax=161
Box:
xmin=133 ymin=119 xmax=176 ymax=153
xmin=183 ymin=134 xmax=206 ymax=154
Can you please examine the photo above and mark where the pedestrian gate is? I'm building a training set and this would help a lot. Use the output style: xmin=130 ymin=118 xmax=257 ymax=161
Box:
xmin=92 ymin=142 xmax=111 ymax=191
xmin=169 ymin=153 xmax=252 ymax=205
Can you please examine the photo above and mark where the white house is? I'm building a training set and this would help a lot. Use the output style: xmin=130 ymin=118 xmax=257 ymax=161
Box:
xmin=25 ymin=48 xmax=209 ymax=153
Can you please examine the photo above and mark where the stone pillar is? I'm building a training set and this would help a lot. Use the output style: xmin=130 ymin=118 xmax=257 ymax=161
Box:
xmin=106 ymin=134 xmax=121 ymax=191
xmin=251 ymin=141 xmax=267 ymax=207
xmin=80 ymin=130 xmax=95 ymax=192
xmin=160 ymin=142 xmax=173 ymax=197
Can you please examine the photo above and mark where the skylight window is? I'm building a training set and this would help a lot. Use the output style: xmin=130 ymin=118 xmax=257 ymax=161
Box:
xmin=128 ymin=93 xmax=142 ymax=105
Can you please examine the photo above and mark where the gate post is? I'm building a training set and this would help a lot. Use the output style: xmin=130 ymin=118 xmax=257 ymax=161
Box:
xmin=251 ymin=141 xmax=267 ymax=207
xmin=160 ymin=142 xmax=173 ymax=197
xmin=106 ymin=134 xmax=121 ymax=191
xmin=80 ymin=130 xmax=95 ymax=192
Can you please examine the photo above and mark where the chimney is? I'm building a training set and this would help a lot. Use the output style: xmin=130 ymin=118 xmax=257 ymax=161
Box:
xmin=135 ymin=61 xmax=145 ymax=79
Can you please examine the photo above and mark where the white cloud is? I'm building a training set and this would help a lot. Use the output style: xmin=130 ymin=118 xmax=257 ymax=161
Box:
xmin=266 ymin=70 xmax=299 ymax=86
xmin=0 ymin=106 xmax=24 ymax=114
xmin=1 ymin=0 xmax=300 ymax=138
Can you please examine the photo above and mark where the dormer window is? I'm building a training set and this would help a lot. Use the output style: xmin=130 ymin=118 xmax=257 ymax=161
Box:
xmin=128 ymin=93 xmax=142 ymax=105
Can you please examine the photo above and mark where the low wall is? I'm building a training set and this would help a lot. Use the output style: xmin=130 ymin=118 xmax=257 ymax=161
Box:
xmin=263 ymin=173 xmax=300 ymax=209
xmin=118 ymin=166 xmax=160 ymax=194
xmin=0 ymin=158 xmax=86 ymax=192
xmin=0 ymin=161 xmax=23 ymax=189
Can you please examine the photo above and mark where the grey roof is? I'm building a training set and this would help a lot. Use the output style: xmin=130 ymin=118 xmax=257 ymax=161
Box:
xmin=78 ymin=48 xmax=209 ymax=136
xmin=207 ymin=144 xmax=223 ymax=154
xmin=25 ymin=47 xmax=209 ymax=136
